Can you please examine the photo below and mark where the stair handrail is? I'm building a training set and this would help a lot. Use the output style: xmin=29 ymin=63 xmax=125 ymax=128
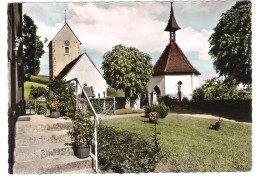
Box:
xmin=67 ymin=78 xmax=99 ymax=172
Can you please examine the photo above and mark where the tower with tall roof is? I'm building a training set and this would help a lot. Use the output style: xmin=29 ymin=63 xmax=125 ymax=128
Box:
xmin=48 ymin=19 xmax=81 ymax=80
xmin=148 ymin=2 xmax=200 ymax=104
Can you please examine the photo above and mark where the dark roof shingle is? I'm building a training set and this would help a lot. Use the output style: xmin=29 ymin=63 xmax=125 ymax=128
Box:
xmin=55 ymin=54 xmax=83 ymax=80
xmin=153 ymin=41 xmax=201 ymax=76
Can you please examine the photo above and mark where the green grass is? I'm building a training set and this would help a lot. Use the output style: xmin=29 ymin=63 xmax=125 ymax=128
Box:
xmin=24 ymin=81 xmax=47 ymax=101
xmin=30 ymin=75 xmax=49 ymax=85
xmin=107 ymin=88 xmax=125 ymax=97
xmin=100 ymin=115 xmax=252 ymax=172
xmin=111 ymin=109 xmax=144 ymax=115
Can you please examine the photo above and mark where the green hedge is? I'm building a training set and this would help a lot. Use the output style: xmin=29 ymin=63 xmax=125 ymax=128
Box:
xmin=98 ymin=123 xmax=159 ymax=173
xmin=192 ymin=100 xmax=252 ymax=113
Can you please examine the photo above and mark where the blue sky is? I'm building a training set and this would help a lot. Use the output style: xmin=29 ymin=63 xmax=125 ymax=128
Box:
xmin=23 ymin=1 xmax=237 ymax=85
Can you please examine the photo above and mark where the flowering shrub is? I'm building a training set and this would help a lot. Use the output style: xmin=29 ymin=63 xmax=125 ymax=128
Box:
xmin=68 ymin=111 xmax=94 ymax=147
xmin=145 ymin=103 xmax=169 ymax=118
xmin=97 ymin=123 xmax=160 ymax=173
xmin=47 ymin=97 xmax=59 ymax=111
xmin=148 ymin=112 xmax=158 ymax=123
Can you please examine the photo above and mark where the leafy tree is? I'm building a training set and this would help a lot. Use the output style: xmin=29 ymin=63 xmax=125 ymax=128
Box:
xmin=47 ymin=79 xmax=75 ymax=116
xmin=23 ymin=14 xmax=45 ymax=81
xmin=209 ymin=1 xmax=251 ymax=86
xmin=102 ymin=45 xmax=153 ymax=109
xmin=192 ymin=77 xmax=252 ymax=102
xmin=30 ymin=86 xmax=47 ymax=112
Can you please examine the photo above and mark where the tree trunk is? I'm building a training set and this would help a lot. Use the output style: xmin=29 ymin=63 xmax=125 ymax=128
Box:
xmin=125 ymin=87 xmax=131 ymax=109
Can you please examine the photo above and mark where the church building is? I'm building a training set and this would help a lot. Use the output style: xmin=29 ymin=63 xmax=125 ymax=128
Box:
xmin=148 ymin=3 xmax=201 ymax=104
xmin=48 ymin=20 xmax=107 ymax=98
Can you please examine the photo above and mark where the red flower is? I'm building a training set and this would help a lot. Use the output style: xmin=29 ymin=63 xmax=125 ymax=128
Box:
xmin=75 ymin=110 xmax=78 ymax=115
xmin=130 ymin=133 xmax=135 ymax=136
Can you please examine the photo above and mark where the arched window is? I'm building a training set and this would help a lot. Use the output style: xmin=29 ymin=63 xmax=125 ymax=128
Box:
xmin=65 ymin=47 xmax=69 ymax=54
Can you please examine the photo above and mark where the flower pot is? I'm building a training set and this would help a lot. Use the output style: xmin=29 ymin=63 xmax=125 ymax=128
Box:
xmin=74 ymin=144 xmax=90 ymax=159
xmin=50 ymin=111 xmax=60 ymax=118
xmin=149 ymin=117 xmax=157 ymax=124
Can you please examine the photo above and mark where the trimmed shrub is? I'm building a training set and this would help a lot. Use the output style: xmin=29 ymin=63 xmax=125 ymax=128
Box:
xmin=157 ymin=95 xmax=175 ymax=108
xmin=97 ymin=123 xmax=159 ymax=173
xmin=89 ymin=100 xmax=103 ymax=115
xmin=145 ymin=103 xmax=169 ymax=119
xmin=36 ymin=103 xmax=47 ymax=115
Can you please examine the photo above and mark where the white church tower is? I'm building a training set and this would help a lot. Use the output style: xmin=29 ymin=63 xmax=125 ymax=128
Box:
xmin=148 ymin=2 xmax=201 ymax=104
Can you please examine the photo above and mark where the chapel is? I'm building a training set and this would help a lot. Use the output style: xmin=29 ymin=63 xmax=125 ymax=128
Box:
xmin=48 ymin=19 xmax=107 ymax=98
xmin=148 ymin=2 xmax=201 ymax=104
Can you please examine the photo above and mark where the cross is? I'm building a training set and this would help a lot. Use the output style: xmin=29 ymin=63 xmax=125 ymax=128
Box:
xmin=64 ymin=10 xmax=67 ymax=23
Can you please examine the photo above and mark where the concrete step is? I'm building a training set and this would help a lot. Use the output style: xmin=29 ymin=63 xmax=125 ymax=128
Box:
xmin=14 ymin=143 xmax=74 ymax=162
xmin=16 ymin=120 xmax=73 ymax=134
xmin=15 ymin=130 xmax=71 ymax=146
xmin=13 ymin=155 xmax=93 ymax=174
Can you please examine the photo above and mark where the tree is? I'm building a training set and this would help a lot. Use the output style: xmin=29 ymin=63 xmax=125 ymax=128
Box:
xmin=102 ymin=44 xmax=153 ymax=109
xmin=30 ymin=86 xmax=47 ymax=112
xmin=47 ymin=79 xmax=75 ymax=116
xmin=23 ymin=14 xmax=45 ymax=81
xmin=209 ymin=1 xmax=251 ymax=86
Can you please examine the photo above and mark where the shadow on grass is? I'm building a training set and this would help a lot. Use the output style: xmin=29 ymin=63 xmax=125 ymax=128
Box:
xmin=171 ymin=108 xmax=252 ymax=123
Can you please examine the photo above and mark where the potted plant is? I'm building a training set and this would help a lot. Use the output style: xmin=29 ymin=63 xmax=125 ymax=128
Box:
xmin=148 ymin=112 xmax=158 ymax=124
xmin=68 ymin=110 xmax=94 ymax=158
xmin=47 ymin=97 xmax=60 ymax=118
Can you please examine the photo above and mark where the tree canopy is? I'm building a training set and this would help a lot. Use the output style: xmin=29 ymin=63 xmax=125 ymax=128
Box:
xmin=209 ymin=1 xmax=251 ymax=86
xmin=23 ymin=14 xmax=45 ymax=81
xmin=102 ymin=45 xmax=153 ymax=107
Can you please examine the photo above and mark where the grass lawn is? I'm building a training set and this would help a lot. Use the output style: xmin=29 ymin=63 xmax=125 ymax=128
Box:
xmin=24 ymin=81 xmax=47 ymax=101
xmin=30 ymin=75 xmax=49 ymax=85
xmin=111 ymin=109 xmax=144 ymax=115
xmin=100 ymin=115 xmax=252 ymax=172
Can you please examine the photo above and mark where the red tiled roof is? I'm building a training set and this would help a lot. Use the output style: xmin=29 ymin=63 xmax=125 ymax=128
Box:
xmin=55 ymin=54 xmax=84 ymax=80
xmin=153 ymin=41 xmax=201 ymax=76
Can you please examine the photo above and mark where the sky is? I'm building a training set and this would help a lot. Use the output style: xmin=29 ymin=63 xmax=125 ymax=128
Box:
xmin=22 ymin=1 xmax=238 ymax=85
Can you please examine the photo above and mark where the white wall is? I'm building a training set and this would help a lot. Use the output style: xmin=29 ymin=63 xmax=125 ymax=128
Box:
xmin=63 ymin=54 xmax=107 ymax=98
xmin=164 ymin=74 xmax=199 ymax=100
xmin=148 ymin=75 xmax=165 ymax=104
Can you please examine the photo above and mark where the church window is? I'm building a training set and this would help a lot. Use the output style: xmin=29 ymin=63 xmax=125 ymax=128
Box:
xmin=65 ymin=46 xmax=69 ymax=54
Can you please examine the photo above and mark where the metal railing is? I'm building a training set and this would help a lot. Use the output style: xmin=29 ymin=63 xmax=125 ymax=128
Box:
xmin=67 ymin=78 xmax=99 ymax=172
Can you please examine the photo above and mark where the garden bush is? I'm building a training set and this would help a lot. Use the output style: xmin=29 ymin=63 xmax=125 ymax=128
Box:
xmin=145 ymin=103 xmax=169 ymax=119
xmin=89 ymin=100 xmax=103 ymax=115
xmin=48 ymin=79 xmax=75 ymax=116
xmin=157 ymin=95 xmax=175 ymax=108
xmin=97 ymin=123 xmax=159 ymax=173
xmin=36 ymin=102 xmax=47 ymax=115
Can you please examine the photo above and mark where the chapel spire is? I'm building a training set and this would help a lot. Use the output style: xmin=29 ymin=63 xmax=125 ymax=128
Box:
xmin=164 ymin=2 xmax=181 ymax=42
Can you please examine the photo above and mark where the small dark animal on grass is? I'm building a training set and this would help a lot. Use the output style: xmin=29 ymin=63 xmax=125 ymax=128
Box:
xmin=210 ymin=119 xmax=222 ymax=131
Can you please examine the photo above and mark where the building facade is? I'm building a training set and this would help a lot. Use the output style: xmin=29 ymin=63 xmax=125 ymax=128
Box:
xmin=49 ymin=21 xmax=107 ymax=98
xmin=7 ymin=3 xmax=25 ymax=173
xmin=148 ymin=3 xmax=200 ymax=104
xmin=48 ymin=22 xmax=81 ymax=80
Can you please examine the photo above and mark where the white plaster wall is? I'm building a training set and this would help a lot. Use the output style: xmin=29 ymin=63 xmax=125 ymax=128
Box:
xmin=148 ymin=75 xmax=165 ymax=104
xmin=63 ymin=54 xmax=107 ymax=98
xmin=165 ymin=74 xmax=199 ymax=100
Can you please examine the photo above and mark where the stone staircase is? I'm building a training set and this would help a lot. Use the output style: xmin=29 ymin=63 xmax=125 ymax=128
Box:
xmin=13 ymin=115 xmax=94 ymax=174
